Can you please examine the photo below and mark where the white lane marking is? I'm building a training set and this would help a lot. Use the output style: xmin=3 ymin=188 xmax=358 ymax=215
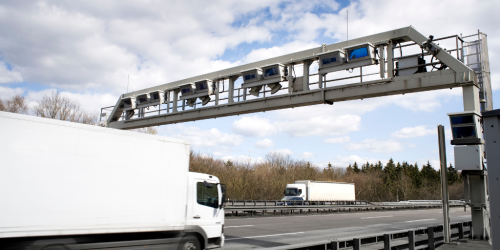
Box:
xmin=458 ymin=215 xmax=471 ymax=217
xmin=360 ymin=215 xmax=393 ymax=219
xmin=225 ymin=232 xmax=305 ymax=241
xmin=225 ymin=225 xmax=254 ymax=228
xmin=406 ymin=219 xmax=436 ymax=223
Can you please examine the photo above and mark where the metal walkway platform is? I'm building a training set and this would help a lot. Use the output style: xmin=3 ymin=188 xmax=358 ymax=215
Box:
xmin=438 ymin=240 xmax=491 ymax=249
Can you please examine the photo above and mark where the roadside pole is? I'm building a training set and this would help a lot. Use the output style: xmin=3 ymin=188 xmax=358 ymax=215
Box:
xmin=438 ymin=125 xmax=450 ymax=243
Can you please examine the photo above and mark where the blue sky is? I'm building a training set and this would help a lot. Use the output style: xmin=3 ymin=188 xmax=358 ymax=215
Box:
xmin=0 ymin=0 xmax=499 ymax=169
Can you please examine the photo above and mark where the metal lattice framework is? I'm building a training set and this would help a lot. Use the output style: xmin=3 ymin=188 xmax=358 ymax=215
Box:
xmin=103 ymin=26 xmax=485 ymax=130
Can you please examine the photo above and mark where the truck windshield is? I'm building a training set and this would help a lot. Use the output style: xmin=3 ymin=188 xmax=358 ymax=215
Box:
xmin=197 ymin=182 xmax=219 ymax=208
xmin=284 ymin=188 xmax=298 ymax=196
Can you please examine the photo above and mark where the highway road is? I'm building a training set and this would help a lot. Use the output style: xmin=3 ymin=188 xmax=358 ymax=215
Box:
xmin=222 ymin=207 xmax=470 ymax=249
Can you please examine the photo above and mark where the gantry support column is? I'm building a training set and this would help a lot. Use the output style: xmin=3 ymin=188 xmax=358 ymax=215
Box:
xmin=462 ymin=84 xmax=488 ymax=240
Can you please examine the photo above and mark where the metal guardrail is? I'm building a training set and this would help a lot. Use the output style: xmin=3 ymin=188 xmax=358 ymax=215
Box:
xmin=224 ymin=202 xmax=465 ymax=217
xmin=225 ymin=200 xmax=370 ymax=207
xmin=266 ymin=221 xmax=472 ymax=250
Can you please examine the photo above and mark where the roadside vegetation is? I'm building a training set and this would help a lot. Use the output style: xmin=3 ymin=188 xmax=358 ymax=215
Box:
xmin=189 ymin=152 xmax=463 ymax=202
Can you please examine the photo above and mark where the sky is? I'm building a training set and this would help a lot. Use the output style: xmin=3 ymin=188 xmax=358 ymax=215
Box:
xmin=1 ymin=0 xmax=499 ymax=169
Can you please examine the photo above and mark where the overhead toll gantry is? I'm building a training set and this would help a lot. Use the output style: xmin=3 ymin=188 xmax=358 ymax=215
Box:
xmin=102 ymin=26 xmax=491 ymax=130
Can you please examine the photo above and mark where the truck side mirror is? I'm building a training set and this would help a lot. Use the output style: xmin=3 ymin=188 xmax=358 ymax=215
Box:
xmin=219 ymin=184 xmax=227 ymax=208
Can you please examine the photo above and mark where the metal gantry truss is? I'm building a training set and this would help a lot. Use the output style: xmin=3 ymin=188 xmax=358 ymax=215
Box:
xmin=103 ymin=26 xmax=483 ymax=130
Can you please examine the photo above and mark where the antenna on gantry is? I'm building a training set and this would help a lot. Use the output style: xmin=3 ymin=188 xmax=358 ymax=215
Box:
xmin=127 ymin=74 xmax=129 ymax=93
xmin=346 ymin=10 xmax=348 ymax=42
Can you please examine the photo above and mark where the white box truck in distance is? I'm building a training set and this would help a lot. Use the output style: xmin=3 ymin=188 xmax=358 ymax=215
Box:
xmin=283 ymin=180 xmax=355 ymax=201
xmin=0 ymin=111 xmax=225 ymax=250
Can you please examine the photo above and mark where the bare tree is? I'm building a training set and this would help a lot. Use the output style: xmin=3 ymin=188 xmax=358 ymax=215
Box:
xmin=34 ymin=91 xmax=98 ymax=125
xmin=0 ymin=98 xmax=5 ymax=111
xmin=0 ymin=95 xmax=29 ymax=114
xmin=134 ymin=127 xmax=158 ymax=135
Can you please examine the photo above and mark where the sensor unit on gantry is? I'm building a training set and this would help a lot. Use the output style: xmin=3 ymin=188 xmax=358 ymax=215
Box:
xmin=242 ymin=64 xmax=285 ymax=97
xmin=345 ymin=42 xmax=375 ymax=63
xmin=447 ymin=111 xmax=484 ymax=145
xmin=395 ymin=55 xmax=427 ymax=76
xmin=318 ymin=50 xmax=345 ymax=69
xmin=318 ymin=43 xmax=377 ymax=76
xmin=179 ymin=80 xmax=214 ymax=107
xmin=179 ymin=83 xmax=197 ymax=107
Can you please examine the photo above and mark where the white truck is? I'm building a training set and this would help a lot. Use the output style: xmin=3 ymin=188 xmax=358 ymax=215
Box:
xmin=283 ymin=180 xmax=355 ymax=201
xmin=0 ymin=111 xmax=225 ymax=250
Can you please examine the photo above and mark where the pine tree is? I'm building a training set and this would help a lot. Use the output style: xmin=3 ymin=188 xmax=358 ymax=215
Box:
xmin=346 ymin=164 xmax=354 ymax=173
xmin=447 ymin=163 xmax=459 ymax=185
xmin=352 ymin=162 xmax=360 ymax=173
xmin=383 ymin=158 xmax=398 ymax=187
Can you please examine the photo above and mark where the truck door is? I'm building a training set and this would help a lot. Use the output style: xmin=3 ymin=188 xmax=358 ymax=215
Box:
xmin=188 ymin=179 xmax=223 ymax=238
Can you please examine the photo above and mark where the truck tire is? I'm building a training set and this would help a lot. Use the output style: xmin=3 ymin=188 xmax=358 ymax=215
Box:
xmin=178 ymin=235 xmax=201 ymax=250
xmin=41 ymin=245 xmax=69 ymax=250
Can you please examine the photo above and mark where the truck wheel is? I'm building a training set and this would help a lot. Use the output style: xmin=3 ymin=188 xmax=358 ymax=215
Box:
xmin=41 ymin=245 xmax=69 ymax=250
xmin=178 ymin=235 xmax=201 ymax=250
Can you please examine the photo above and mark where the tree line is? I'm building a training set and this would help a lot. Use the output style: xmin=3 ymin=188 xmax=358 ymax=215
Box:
xmin=189 ymin=152 xmax=463 ymax=202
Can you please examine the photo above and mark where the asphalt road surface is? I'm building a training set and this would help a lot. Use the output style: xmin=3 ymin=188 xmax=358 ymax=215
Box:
xmin=222 ymin=207 xmax=470 ymax=249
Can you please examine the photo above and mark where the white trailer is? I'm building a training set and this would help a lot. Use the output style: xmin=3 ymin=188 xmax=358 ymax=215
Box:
xmin=0 ymin=111 xmax=225 ymax=250
xmin=283 ymin=180 xmax=355 ymax=201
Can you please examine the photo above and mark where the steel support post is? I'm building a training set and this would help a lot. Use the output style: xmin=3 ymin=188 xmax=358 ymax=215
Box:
xmin=483 ymin=109 xmax=500 ymax=248
xmin=303 ymin=60 xmax=312 ymax=91
xmin=166 ymin=90 xmax=170 ymax=113
xmin=215 ymin=80 xmax=220 ymax=105
xmin=330 ymin=241 xmax=339 ymax=250
xmin=378 ymin=45 xmax=386 ymax=79
xmin=469 ymin=174 xmax=488 ymax=239
xmin=353 ymin=238 xmax=361 ymax=250
xmin=438 ymin=125 xmax=451 ymax=243
xmin=383 ymin=234 xmax=391 ymax=250
xmin=387 ymin=40 xmax=394 ymax=79
xmin=427 ymin=227 xmax=435 ymax=250
xmin=408 ymin=230 xmax=415 ymax=250
xmin=288 ymin=64 xmax=293 ymax=93
xmin=228 ymin=77 xmax=237 ymax=104
xmin=172 ymin=89 xmax=179 ymax=113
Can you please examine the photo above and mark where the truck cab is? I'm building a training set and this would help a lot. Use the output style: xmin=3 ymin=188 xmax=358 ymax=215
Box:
xmin=187 ymin=172 xmax=226 ymax=248
xmin=283 ymin=183 xmax=307 ymax=201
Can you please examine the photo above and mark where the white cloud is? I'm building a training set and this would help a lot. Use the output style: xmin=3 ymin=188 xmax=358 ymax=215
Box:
xmin=270 ymin=148 xmax=293 ymax=156
xmin=325 ymin=136 xmax=350 ymax=144
xmin=300 ymin=152 xmax=314 ymax=159
xmin=392 ymin=125 xmax=436 ymax=138
xmin=0 ymin=1 xmax=275 ymax=93
xmin=274 ymin=113 xmax=361 ymax=137
xmin=0 ymin=64 xmax=22 ymax=83
xmin=160 ymin=124 xmax=243 ymax=148
xmin=345 ymin=139 xmax=403 ymax=153
xmin=232 ymin=116 xmax=277 ymax=137
xmin=255 ymin=138 xmax=274 ymax=149
xmin=243 ymin=41 xmax=319 ymax=63
xmin=0 ymin=86 xmax=24 ymax=100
